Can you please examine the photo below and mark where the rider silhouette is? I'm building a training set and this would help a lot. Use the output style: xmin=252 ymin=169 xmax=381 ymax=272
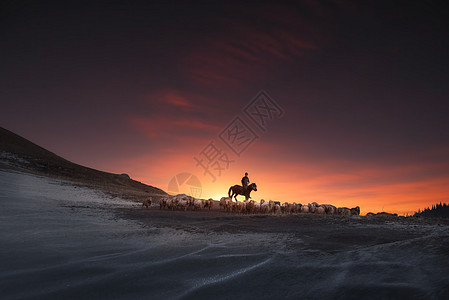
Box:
xmin=241 ymin=172 xmax=249 ymax=192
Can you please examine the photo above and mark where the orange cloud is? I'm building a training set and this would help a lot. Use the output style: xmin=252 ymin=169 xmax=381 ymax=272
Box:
xmin=164 ymin=93 xmax=194 ymax=110
xmin=149 ymin=88 xmax=217 ymax=112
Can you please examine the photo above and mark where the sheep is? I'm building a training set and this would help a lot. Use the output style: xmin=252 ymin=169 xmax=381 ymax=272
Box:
xmin=301 ymin=204 xmax=309 ymax=213
xmin=252 ymin=200 xmax=260 ymax=214
xmin=219 ymin=197 xmax=233 ymax=212
xmin=287 ymin=203 xmax=297 ymax=214
xmin=338 ymin=207 xmax=351 ymax=216
xmin=177 ymin=198 xmax=190 ymax=211
xmin=193 ymin=199 xmax=205 ymax=210
xmin=185 ymin=195 xmax=195 ymax=208
xmin=245 ymin=200 xmax=256 ymax=214
xmin=307 ymin=202 xmax=325 ymax=214
xmin=159 ymin=197 xmax=167 ymax=210
xmin=308 ymin=203 xmax=316 ymax=213
xmin=282 ymin=202 xmax=289 ymax=214
xmin=164 ymin=197 xmax=172 ymax=210
xmin=142 ymin=197 xmax=152 ymax=208
xmin=225 ymin=198 xmax=233 ymax=212
xmin=219 ymin=197 xmax=231 ymax=210
xmin=281 ymin=203 xmax=287 ymax=214
xmin=231 ymin=201 xmax=237 ymax=213
xmin=321 ymin=204 xmax=337 ymax=215
xmin=265 ymin=200 xmax=277 ymax=214
xmin=204 ymin=198 xmax=214 ymax=210
xmin=235 ymin=200 xmax=246 ymax=214
xmin=314 ymin=205 xmax=326 ymax=214
xmin=236 ymin=201 xmax=246 ymax=214
xmin=350 ymin=206 xmax=360 ymax=216
xmin=159 ymin=194 xmax=348 ymax=218
xmin=172 ymin=195 xmax=192 ymax=211
xmin=260 ymin=201 xmax=272 ymax=214
xmin=166 ymin=197 xmax=177 ymax=211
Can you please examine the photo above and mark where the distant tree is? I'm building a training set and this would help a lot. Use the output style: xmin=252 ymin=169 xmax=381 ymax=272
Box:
xmin=414 ymin=202 xmax=449 ymax=218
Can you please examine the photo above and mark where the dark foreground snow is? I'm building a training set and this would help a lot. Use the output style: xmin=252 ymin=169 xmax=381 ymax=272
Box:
xmin=1 ymin=170 xmax=448 ymax=299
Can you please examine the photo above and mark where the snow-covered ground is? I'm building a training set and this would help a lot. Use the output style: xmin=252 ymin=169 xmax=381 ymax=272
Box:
xmin=1 ymin=170 xmax=448 ymax=299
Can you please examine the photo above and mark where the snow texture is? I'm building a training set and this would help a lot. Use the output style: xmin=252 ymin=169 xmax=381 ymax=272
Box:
xmin=1 ymin=170 xmax=448 ymax=299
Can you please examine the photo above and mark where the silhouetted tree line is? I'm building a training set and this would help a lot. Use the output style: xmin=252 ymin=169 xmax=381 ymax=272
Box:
xmin=414 ymin=202 xmax=449 ymax=218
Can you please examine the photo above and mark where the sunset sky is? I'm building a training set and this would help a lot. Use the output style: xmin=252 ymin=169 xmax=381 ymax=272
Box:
xmin=2 ymin=1 xmax=448 ymax=215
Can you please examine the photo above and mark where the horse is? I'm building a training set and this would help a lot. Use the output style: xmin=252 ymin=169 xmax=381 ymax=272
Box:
xmin=228 ymin=183 xmax=257 ymax=201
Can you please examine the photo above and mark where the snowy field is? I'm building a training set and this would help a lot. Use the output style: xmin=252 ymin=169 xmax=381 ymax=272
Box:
xmin=1 ymin=170 xmax=448 ymax=299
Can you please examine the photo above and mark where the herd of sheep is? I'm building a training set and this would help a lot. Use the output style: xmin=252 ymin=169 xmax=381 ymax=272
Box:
xmin=218 ymin=197 xmax=360 ymax=216
xmin=143 ymin=195 xmax=360 ymax=216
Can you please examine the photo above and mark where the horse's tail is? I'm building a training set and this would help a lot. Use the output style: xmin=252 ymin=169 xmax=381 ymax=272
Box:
xmin=228 ymin=186 xmax=232 ymax=198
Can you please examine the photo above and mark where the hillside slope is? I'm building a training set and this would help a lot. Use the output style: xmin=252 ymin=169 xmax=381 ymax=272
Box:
xmin=0 ymin=126 xmax=166 ymax=200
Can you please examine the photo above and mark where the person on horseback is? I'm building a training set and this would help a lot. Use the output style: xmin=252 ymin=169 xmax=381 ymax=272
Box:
xmin=241 ymin=172 xmax=249 ymax=192
xmin=228 ymin=174 xmax=257 ymax=201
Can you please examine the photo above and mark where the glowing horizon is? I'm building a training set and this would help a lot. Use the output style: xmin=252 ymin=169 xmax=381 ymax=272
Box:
xmin=127 ymin=150 xmax=449 ymax=216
